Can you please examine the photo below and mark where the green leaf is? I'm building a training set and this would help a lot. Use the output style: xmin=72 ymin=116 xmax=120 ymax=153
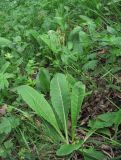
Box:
xmin=0 ymin=62 xmax=10 ymax=73
xmin=0 ymin=117 xmax=11 ymax=134
xmin=50 ymin=73 xmax=70 ymax=143
xmin=39 ymin=31 xmax=61 ymax=53
xmin=4 ymin=140 xmax=13 ymax=149
xmin=25 ymin=29 xmax=40 ymax=42
xmin=66 ymin=74 xmax=76 ymax=89
xmin=80 ymin=15 xmax=96 ymax=34
xmin=36 ymin=67 xmax=50 ymax=93
xmin=69 ymin=26 xmax=83 ymax=54
xmin=56 ymin=142 xmax=82 ymax=156
xmin=0 ymin=117 xmax=19 ymax=134
xmin=114 ymin=110 xmax=121 ymax=124
xmin=80 ymin=148 xmax=106 ymax=160
xmin=83 ymin=60 xmax=98 ymax=71
xmin=0 ymin=73 xmax=14 ymax=90
xmin=88 ymin=110 xmax=121 ymax=129
xmin=0 ymin=140 xmax=13 ymax=158
xmin=107 ymin=26 xmax=116 ymax=34
xmin=97 ymin=128 xmax=111 ymax=137
xmin=79 ymin=30 xmax=90 ymax=49
xmin=71 ymin=82 xmax=85 ymax=141
xmin=17 ymin=85 xmax=64 ymax=141
xmin=0 ymin=37 xmax=12 ymax=47
xmin=54 ymin=16 xmax=67 ymax=31
xmin=0 ymin=73 xmax=9 ymax=89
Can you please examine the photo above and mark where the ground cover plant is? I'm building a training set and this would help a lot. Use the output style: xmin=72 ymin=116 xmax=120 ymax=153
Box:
xmin=0 ymin=0 xmax=121 ymax=159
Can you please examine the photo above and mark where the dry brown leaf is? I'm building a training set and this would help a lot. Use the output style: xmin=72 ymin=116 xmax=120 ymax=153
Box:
xmin=0 ymin=104 xmax=7 ymax=115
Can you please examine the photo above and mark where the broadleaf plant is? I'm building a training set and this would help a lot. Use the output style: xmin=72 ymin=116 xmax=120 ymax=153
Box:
xmin=0 ymin=62 xmax=14 ymax=90
xmin=71 ymin=81 xmax=85 ymax=141
xmin=50 ymin=73 xmax=70 ymax=143
xmin=17 ymin=73 xmax=86 ymax=155
xmin=17 ymin=85 xmax=65 ymax=142
xmin=0 ymin=37 xmax=12 ymax=48
xmin=36 ymin=67 xmax=50 ymax=93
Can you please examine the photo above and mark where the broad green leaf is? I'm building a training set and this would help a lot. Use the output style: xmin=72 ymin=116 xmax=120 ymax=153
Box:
xmin=39 ymin=31 xmax=61 ymax=53
xmin=17 ymin=85 xmax=64 ymax=140
xmin=0 ymin=62 xmax=10 ymax=73
xmin=0 ymin=140 xmax=13 ymax=158
xmin=88 ymin=110 xmax=121 ymax=129
xmin=50 ymin=73 xmax=70 ymax=143
xmin=101 ymin=35 xmax=121 ymax=46
xmin=79 ymin=30 xmax=90 ymax=49
xmin=4 ymin=140 xmax=13 ymax=149
xmin=80 ymin=148 xmax=106 ymax=160
xmin=114 ymin=110 xmax=121 ymax=124
xmin=56 ymin=142 xmax=82 ymax=156
xmin=0 ymin=73 xmax=14 ymax=90
xmin=36 ymin=67 xmax=50 ymax=93
xmin=71 ymin=82 xmax=85 ymax=141
xmin=107 ymin=26 xmax=116 ymax=34
xmin=69 ymin=26 xmax=83 ymax=54
xmin=80 ymin=15 xmax=96 ymax=34
xmin=25 ymin=29 xmax=39 ymax=40
xmin=54 ymin=16 xmax=67 ymax=31
xmin=0 ymin=73 xmax=9 ymax=89
xmin=83 ymin=60 xmax=98 ymax=71
xmin=0 ymin=117 xmax=19 ymax=134
xmin=66 ymin=74 xmax=76 ymax=89
xmin=61 ymin=48 xmax=78 ymax=65
xmin=0 ymin=117 xmax=11 ymax=134
xmin=0 ymin=37 xmax=12 ymax=47
xmin=97 ymin=128 xmax=111 ymax=137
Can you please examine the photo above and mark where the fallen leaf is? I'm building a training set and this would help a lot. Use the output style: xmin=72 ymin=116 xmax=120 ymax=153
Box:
xmin=0 ymin=104 xmax=7 ymax=115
